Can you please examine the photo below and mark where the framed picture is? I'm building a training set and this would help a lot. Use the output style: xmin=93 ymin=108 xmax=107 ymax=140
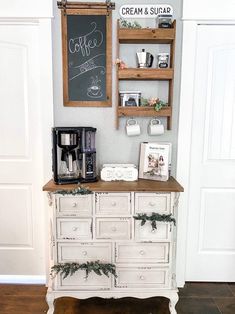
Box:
xmin=58 ymin=1 xmax=114 ymax=107
xmin=139 ymin=142 xmax=171 ymax=181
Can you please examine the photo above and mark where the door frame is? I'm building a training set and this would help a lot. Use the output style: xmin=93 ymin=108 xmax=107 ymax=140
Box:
xmin=176 ymin=19 xmax=235 ymax=287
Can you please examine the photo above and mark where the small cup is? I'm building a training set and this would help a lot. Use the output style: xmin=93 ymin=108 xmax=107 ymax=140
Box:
xmin=126 ymin=119 xmax=141 ymax=136
xmin=148 ymin=119 xmax=164 ymax=135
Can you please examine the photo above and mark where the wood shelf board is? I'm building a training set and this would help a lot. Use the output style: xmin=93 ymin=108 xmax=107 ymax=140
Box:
xmin=118 ymin=28 xmax=175 ymax=44
xmin=117 ymin=106 xmax=171 ymax=117
xmin=118 ymin=68 xmax=173 ymax=80
xmin=43 ymin=177 xmax=184 ymax=193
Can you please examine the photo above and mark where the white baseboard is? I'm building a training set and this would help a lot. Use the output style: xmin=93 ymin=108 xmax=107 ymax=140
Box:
xmin=0 ymin=275 xmax=46 ymax=284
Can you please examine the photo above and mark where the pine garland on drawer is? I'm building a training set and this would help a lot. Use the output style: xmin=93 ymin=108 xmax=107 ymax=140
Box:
xmin=51 ymin=261 xmax=117 ymax=280
xmin=54 ymin=185 xmax=93 ymax=195
xmin=133 ymin=212 xmax=176 ymax=231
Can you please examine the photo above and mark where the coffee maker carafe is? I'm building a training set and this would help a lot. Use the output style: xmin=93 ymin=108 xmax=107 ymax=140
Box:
xmin=52 ymin=127 xmax=97 ymax=184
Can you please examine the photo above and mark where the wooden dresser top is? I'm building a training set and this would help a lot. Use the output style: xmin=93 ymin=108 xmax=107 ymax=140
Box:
xmin=43 ymin=177 xmax=183 ymax=193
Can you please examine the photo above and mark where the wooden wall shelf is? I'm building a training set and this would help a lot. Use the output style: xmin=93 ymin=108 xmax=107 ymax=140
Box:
xmin=118 ymin=27 xmax=175 ymax=44
xmin=116 ymin=20 xmax=176 ymax=130
xmin=118 ymin=68 xmax=174 ymax=80
xmin=117 ymin=106 xmax=171 ymax=118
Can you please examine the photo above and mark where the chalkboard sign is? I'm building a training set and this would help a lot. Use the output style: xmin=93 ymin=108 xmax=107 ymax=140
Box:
xmin=60 ymin=7 xmax=112 ymax=107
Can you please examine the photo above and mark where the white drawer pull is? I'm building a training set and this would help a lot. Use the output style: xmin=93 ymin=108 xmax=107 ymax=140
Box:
xmin=72 ymin=227 xmax=78 ymax=231
xmin=149 ymin=202 xmax=156 ymax=207
xmin=151 ymin=229 xmax=156 ymax=233
xmin=72 ymin=203 xmax=77 ymax=207
xmin=83 ymin=277 xmax=88 ymax=282
xmin=139 ymin=250 xmax=145 ymax=256
xmin=139 ymin=275 xmax=145 ymax=281
xmin=111 ymin=227 xmax=117 ymax=232
xmin=82 ymin=251 xmax=87 ymax=256
xmin=111 ymin=201 xmax=117 ymax=206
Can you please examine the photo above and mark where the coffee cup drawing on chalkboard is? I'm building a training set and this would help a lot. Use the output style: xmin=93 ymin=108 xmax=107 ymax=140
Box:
xmin=87 ymin=75 xmax=103 ymax=98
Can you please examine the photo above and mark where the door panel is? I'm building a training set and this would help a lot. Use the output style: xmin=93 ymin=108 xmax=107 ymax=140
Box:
xmin=186 ymin=25 xmax=235 ymax=281
xmin=0 ymin=23 xmax=45 ymax=277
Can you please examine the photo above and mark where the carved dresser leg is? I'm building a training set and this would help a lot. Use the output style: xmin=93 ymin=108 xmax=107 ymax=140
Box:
xmin=169 ymin=292 xmax=179 ymax=314
xmin=46 ymin=292 xmax=55 ymax=314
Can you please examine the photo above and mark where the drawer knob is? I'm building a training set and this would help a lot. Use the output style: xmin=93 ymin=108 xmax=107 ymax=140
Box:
xmin=111 ymin=201 xmax=116 ymax=206
xmin=139 ymin=275 xmax=145 ymax=281
xmin=139 ymin=250 xmax=145 ymax=256
xmin=72 ymin=203 xmax=77 ymax=207
xmin=82 ymin=251 xmax=87 ymax=256
xmin=149 ymin=202 xmax=156 ymax=207
xmin=72 ymin=227 xmax=78 ymax=231
xmin=151 ymin=229 xmax=156 ymax=233
xmin=83 ymin=277 xmax=88 ymax=282
xmin=111 ymin=227 xmax=117 ymax=232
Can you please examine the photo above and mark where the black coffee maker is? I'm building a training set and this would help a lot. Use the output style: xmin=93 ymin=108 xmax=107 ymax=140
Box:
xmin=52 ymin=127 xmax=97 ymax=184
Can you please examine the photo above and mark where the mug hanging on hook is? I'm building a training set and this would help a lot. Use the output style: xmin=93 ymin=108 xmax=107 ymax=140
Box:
xmin=126 ymin=119 xmax=141 ymax=136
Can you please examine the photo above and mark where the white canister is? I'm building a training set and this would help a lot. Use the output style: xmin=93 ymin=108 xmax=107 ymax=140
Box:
xmin=126 ymin=119 xmax=141 ymax=136
xmin=148 ymin=119 xmax=164 ymax=135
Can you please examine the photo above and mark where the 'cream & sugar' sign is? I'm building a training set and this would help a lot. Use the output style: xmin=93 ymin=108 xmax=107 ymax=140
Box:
xmin=120 ymin=4 xmax=173 ymax=18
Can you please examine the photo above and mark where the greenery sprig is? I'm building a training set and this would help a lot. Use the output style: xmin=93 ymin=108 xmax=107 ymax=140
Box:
xmin=51 ymin=261 xmax=117 ymax=280
xmin=120 ymin=18 xmax=142 ymax=29
xmin=133 ymin=212 xmax=176 ymax=231
xmin=54 ymin=185 xmax=93 ymax=195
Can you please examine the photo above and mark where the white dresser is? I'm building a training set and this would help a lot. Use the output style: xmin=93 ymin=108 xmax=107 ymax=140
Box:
xmin=43 ymin=178 xmax=183 ymax=314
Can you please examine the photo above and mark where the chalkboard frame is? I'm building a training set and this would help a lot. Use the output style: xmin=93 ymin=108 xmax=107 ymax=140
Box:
xmin=61 ymin=8 xmax=112 ymax=107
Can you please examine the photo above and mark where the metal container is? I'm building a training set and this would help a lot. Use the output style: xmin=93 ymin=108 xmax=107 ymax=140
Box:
xmin=156 ymin=14 xmax=172 ymax=28
xmin=157 ymin=53 xmax=169 ymax=68
xmin=119 ymin=91 xmax=141 ymax=107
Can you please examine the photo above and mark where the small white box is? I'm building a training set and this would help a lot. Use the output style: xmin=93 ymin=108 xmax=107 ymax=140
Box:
xmin=100 ymin=164 xmax=138 ymax=181
xmin=119 ymin=91 xmax=141 ymax=107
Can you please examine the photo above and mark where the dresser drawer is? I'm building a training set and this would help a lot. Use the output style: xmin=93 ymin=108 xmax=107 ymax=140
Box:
xmin=96 ymin=218 xmax=131 ymax=240
xmin=135 ymin=193 xmax=171 ymax=214
xmin=57 ymin=242 xmax=112 ymax=263
xmin=95 ymin=193 xmax=131 ymax=215
xmin=57 ymin=218 xmax=92 ymax=240
xmin=135 ymin=221 xmax=171 ymax=241
xmin=115 ymin=243 xmax=169 ymax=264
xmin=57 ymin=271 xmax=111 ymax=290
xmin=115 ymin=267 xmax=169 ymax=288
xmin=56 ymin=195 xmax=93 ymax=216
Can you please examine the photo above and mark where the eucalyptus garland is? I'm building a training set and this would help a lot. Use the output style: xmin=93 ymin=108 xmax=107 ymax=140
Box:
xmin=54 ymin=185 xmax=93 ymax=195
xmin=51 ymin=261 xmax=117 ymax=280
xmin=133 ymin=212 xmax=176 ymax=231
xmin=120 ymin=18 xmax=142 ymax=29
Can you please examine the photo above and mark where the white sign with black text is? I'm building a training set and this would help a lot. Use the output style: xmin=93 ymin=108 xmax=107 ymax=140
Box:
xmin=120 ymin=4 xmax=173 ymax=18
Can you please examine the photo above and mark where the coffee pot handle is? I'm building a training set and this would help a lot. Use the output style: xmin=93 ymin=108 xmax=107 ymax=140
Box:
xmin=150 ymin=54 xmax=154 ymax=67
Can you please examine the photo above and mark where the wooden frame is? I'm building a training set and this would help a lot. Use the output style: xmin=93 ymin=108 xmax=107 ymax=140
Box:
xmin=59 ymin=3 xmax=113 ymax=107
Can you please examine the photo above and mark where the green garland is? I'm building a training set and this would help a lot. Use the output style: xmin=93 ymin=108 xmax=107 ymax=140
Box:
xmin=133 ymin=212 xmax=176 ymax=231
xmin=120 ymin=18 xmax=142 ymax=29
xmin=51 ymin=261 xmax=117 ymax=280
xmin=54 ymin=185 xmax=93 ymax=195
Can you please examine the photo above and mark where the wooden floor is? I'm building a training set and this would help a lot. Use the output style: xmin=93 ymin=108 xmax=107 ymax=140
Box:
xmin=1 ymin=283 xmax=235 ymax=313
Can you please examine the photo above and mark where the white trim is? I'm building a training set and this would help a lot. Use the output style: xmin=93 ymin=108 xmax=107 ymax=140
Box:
xmin=0 ymin=275 xmax=46 ymax=284
xmin=176 ymin=21 xmax=198 ymax=288
xmin=182 ymin=19 xmax=235 ymax=24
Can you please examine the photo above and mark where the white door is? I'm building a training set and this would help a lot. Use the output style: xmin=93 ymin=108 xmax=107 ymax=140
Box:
xmin=185 ymin=25 xmax=235 ymax=281
xmin=0 ymin=22 xmax=51 ymax=282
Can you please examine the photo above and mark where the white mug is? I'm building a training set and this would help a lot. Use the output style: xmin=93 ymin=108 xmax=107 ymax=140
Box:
xmin=148 ymin=119 xmax=164 ymax=135
xmin=126 ymin=119 xmax=141 ymax=136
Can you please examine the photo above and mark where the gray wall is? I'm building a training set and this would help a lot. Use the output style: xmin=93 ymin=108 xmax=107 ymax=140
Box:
xmin=52 ymin=0 xmax=182 ymax=175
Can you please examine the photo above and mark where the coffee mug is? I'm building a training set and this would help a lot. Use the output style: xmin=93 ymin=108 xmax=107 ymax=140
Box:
xmin=126 ymin=119 xmax=141 ymax=136
xmin=148 ymin=119 xmax=164 ymax=135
